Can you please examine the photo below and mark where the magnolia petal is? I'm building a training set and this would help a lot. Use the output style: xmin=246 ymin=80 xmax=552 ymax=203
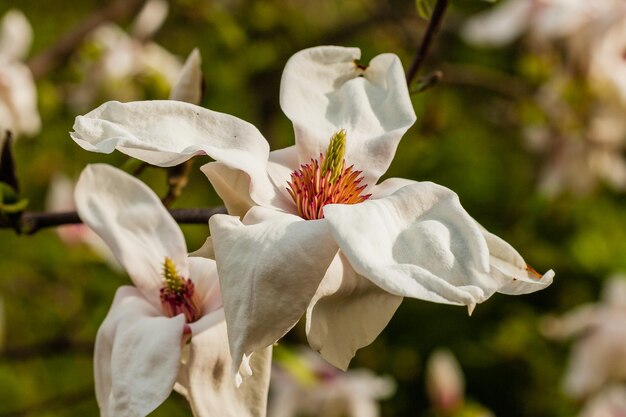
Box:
xmin=190 ymin=236 xmax=215 ymax=259
xmin=176 ymin=321 xmax=272 ymax=417
xmin=306 ymin=252 xmax=403 ymax=370
xmin=280 ymin=46 xmax=416 ymax=187
xmin=480 ymin=227 xmax=554 ymax=294
xmin=323 ymin=182 xmax=494 ymax=309
xmin=0 ymin=9 xmax=32 ymax=61
xmin=71 ymin=99 xmax=262 ymax=165
xmin=95 ymin=286 xmax=185 ymax=417
xmin=209 ymin=207 xmax=338 ymax=375
xmin=201 ymin=162 xmax=258 ymax=217
xmin=461 ymin=0 xmax=533 ymax=47
xmin=131 ymin=0 xmax=168 ymax=41
xmin=201 ymin=146 xmax=298 ymax=217
xmin=75 ymin=164 xmax=188 ymax=305
xmin=370 ymin=177 xmax=416 ymax=199
xmin=187 ymin=256 xmax=222 ymax=316
xmin=169 ymin=48 xmax=203 ymax=105
xmin=0 ymin=60 xmax=41 ymax=137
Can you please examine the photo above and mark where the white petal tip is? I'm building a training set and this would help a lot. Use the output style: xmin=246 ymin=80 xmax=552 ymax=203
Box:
xmin=467 ymin=303 xmax=476 ymax=316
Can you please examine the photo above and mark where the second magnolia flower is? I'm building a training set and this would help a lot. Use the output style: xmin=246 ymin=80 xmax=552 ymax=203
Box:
xmin=70 ymin=45 xmax=554 ymax=377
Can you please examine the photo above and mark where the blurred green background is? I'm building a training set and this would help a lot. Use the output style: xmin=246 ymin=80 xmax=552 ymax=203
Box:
xmin=0 ymin=0 xmax=619 ymax=416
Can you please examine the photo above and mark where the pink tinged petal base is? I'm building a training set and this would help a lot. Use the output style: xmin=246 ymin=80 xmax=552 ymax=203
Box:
xmin=323 ymin=182 xmax=495 ymax=311
xmin=75 ymin=164 xmax=188 ymax=306
xmin=279 ymin=46 xmax=417 ymax=188
xmin=175 ymin=321 xmax=272 ymax=417
xmin=209 ymin=206 xmax=338 ymax=376
xmin=95 ymin=286 xmax=185 ymax=417
xmin=306 ymin=251 xmax=403 ymax=370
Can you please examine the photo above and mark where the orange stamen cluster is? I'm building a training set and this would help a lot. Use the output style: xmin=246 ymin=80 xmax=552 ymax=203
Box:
xmin=160 ymin=257 xmax=202 ymax=323
xmin=287 ymin=154 xmax=371 ymax=220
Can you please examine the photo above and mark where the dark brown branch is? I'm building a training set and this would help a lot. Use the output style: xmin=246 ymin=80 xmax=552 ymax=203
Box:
xmin=12 ymin=206 xmax=227 ymax=235
xmin=405 ymin=0 xmax=449 ymax=86
xmin=26 ymin=0 xmax=147 ymax=79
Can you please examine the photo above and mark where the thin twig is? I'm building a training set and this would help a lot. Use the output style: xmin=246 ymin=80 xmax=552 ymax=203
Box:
xmin=26 ymin=0 xmax=146 ymax=79
xmin=10 ymin=206 xmax=227 ymax=235
xmin=405 ymin=0 xmax=449 ymax=86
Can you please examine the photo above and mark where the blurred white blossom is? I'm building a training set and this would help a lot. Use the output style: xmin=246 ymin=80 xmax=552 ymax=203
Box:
xmin=462 ymin=0 xmax=626 ymax=196
xmin=425 ymin=349 xmax=495 ymax=417
xmin=579 ymin=385 xmax=626 ymax=417
xmin=542 ymin=276 xmax=626 ymax=399
xmin=0 ymin=9 xmax=40 ymax=138
xmin=268 ymin=346 xmax=395 ymax=417
xmin=426 ymin=349 xmax=465 ymax=413
xmin=68 ymin=0 xmax=182 ymax=110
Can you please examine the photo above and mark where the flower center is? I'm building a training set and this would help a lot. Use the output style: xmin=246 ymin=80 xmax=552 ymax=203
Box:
xmin=287 ymin=130 xmax=371 ymax=220
xmin=159 ymin=257 xmax=202 ymax=323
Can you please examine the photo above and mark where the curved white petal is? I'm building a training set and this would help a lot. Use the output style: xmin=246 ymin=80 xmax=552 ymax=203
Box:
xmin=201 ymin=146 xmax=298 ymax=217
xmin=280 ymin=46 xmax=416 ymax=187
xmin=480 ymin=226 xmax=554 ymax=294
xmin=75 ymin=164 xmax=188 ymax=305
xmin=71 ymin=100 xmax=288 ymax=208
xmin=175 ymin=321 xmax=272 ymax=417
xmin=306 ymin=251 xmax=403 ymax=370
xmin=170 ymin=48 xmax=203 ymax=105
xmin=209 ymin=207 xmax=338 ymax=376
xmin=95 ymin=286 xmax=185 ymax=417
xmin=0 ymin=9 xmax=32 ymax=61
xmin=201 ymin=162 xmax=258 ymax=218
xmin=323 ymin=182 xmax=494 ymax=310
xmin=187 ymin=256 xmax=223 ymax=315
xmin=370 ymin=177 xmax=416 ymax=199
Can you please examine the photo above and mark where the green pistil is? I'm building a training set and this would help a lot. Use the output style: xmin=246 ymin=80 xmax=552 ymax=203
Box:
xmin=320 ymin=129 xmax=346 ymax=184
xmin=163 ymin=257 xmax=183 ymax=292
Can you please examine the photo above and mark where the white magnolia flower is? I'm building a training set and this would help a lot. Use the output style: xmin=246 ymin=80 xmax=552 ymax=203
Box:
xmin=0 ymin=9 xmax=40 ymax=138
xmin=74 ymin=164 xmax=271 ymax=417
xmin=70 ymin=46 xmax=554 ymax=376
xmin=269 ymin=347 xmax=395 ymax=417
xmin=542 ymin=276 xmax=626 ymax=399
xmin=69 ymin=0 xmax=182 ymax=110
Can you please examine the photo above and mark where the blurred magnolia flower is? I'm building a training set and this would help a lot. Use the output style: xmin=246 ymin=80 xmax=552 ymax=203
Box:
xmin=542 ymin=276 xmax=626 ymax=399
xmin=461 ymin=0 xmax=626 ymax=48
xmin=45 ymin=173 xmax=120 ymax=270
xmin=75 ymin=164 xmax=271 ymax=417
xmin=588 ymin=18 xmax=626 ymax=106
xmin=70 ymin=45 xmax=554 ymax=378
xmin=68 ymin=0 xmax=182 ymax=110
xmin=579 ymin=385 xmax=626 ymax=417
xmin=426 ymin=349 xmax=465 ymax=413
xmin=269 ymin=346 xmax=395 ymax=417
xmin=425 ymin=349 xmax=494 ymax=417
xmin=0 ymin=9 xmax=40 ymax=138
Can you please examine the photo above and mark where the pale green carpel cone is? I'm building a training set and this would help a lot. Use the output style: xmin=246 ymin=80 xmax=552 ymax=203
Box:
xmin=320 ymin=129 xmax=346 ymax=183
